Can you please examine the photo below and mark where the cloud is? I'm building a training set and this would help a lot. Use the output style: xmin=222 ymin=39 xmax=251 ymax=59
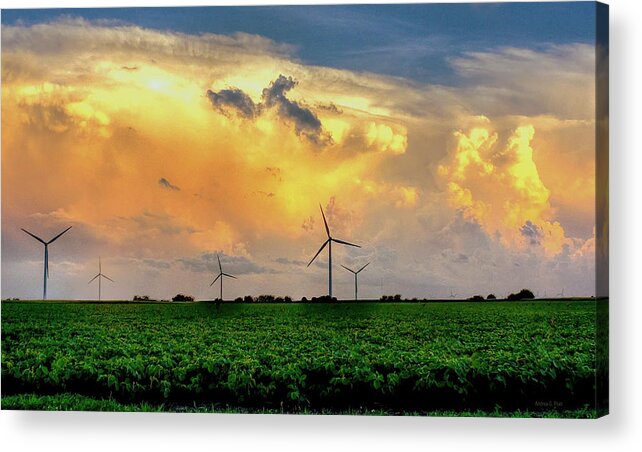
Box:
xmin=123 ymin=211 xmax=196 ymax=235
xmin=450 ymin=44 xmax=595 ymax=119
xmin=274 ymin=257 xmax=306 ymax=266
xmin=261 ymin=74 xmax=330 ymax=144
xmin=206 ymin=87 xmax=257 ymax=119
xmin=520 ymin=220 xmax=543 ymax=245
xmin=158 ymin=177 xmax=180 ymax=191
xmin=177 ymin=252 xmax=270 ymax=275
xmin=206 ymin=75 xmax=331 ymax=144
xmin=1 ymin=18 xmax=598 ymax=299
xmin=438 ymin=124 xmax=568 ymax=256
xmin=301 ymin=216 xmax=315 ymax=231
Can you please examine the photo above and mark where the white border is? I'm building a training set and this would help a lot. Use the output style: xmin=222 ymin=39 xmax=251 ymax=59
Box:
xmin=2 ymin=0 xmax=641 ymax=451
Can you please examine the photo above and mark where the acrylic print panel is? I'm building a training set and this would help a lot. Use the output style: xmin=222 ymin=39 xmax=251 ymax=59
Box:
xmin=1 ymin=2 xmax=608 ymax=418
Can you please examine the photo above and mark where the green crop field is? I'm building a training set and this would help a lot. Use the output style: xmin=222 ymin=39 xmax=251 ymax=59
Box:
xmin=1 ymin=300 xmax=601 ymax=417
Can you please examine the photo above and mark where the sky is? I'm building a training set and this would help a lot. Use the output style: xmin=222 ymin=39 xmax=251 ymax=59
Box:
xmin=1 ymin=2 xmax=599 ymax=300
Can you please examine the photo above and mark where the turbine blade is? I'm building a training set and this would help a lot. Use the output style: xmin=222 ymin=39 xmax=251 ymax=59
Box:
xmin=21 ymin=228 xmax=46 ymax=245
xmin=102 ymin=274 xmax=115 ymax=283
xmin=332 ymin=238 xmax=361 ymax=248
xmin=357 ymin=262 xmax=370 ymax=273
xmin=341 ymin=264 xmax=355 ymax=274
xmin=47 ymin=226 xmax=72 ymax=244
xmin=307 ymin=239 xmax=329 ymax=267
xmin=88 ymin=274 xmax=100 ymax=284
xmin=319 ymin=204 xmax=330 ymax=238
xmin=210 ymin=273 xmax=222 ymax=286
xmin=217 ymin=253 xmax=222 ymax=273
xmin=222 ymin=273 xmax=237 ymax=279
xmin=99 ymin=257 xmax=101 ymax=273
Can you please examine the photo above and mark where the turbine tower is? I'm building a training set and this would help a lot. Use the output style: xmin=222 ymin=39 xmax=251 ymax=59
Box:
xmin=88 ymin=257 xmax=114 ymax=302
xmin=307 ymin=204 xmax=360 ymax=299
xmin=341 ymin=262 xmax=370 ymax=301
xmin=210 ymin=254 xmax=237 ymax=300
xmin=21 ymin=226 xmax=72 ymax=300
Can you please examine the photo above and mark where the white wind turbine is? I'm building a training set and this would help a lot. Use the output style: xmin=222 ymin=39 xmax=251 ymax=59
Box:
xmin=88 ymin=257 xmax=114 ymax=302
xmin=307 ymin=204 xmax=360 ymax=299
xmin=210 ymin=254 xmax=237 ymax=300
xmin=341 ymin=262 xmax=370 ymax=301
xmin=21 ymin=226 xmax=72 ymax=300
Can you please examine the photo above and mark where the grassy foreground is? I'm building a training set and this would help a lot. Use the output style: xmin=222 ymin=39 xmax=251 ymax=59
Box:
xmin=1 ymin=300 xmax=601 ymax=417
xmin=1 ymin=393 xmax=597 ymax=418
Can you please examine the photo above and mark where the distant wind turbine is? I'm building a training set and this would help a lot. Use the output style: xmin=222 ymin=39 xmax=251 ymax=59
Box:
xmin=449 ymin=290 xmax=457 ymax=298
xmin=210 ymin=254 xmax=237 ymax=300
xmin=21 ymin=226 xmax=72 ymax=300
xmin=88 ymin=257 xmax=114 ymax=302
xmin=341 ymin=262 xmax=370 ymax=301
xmin=557 ymin=288 xmax=565 ymax=298
xmin=307 ymin=203 xmax=361 ymax=299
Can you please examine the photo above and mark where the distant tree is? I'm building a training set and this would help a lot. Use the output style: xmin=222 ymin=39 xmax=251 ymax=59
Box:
xmin=234 ymin=297 xmax=243 ymax=303
xmin=256 ymin=294 xmax=275 ymax=303
xmin=507 ymin=289 xmax=535 ymax=301
xmin=487 ymin=294 xmax=497 ymax=300
xmin=393 ymin=294 xmax=402 ymax=302
xmin=468 ymin=295 xmax=485 ymax=301
xmin=172 ymin=294 xmax=194 ymax=302
xmin=284 ymin=296 xmax=292 ymax=303
xmin=244 ymin=295 xmax=254 ymax=303
xmin=310 ymin=295 xmax=335 ymax=302
xmin=301 ymin=296 xmax=308 ymax=302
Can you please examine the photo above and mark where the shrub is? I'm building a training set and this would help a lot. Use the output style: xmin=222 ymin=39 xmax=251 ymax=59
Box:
xmin=244 ymin=296 xmax=254 ymax=303
xmin=468 ymin=295 xmax=485 ymax=301
xmin=487 ymin=294 xmax=496 ymax=300
xmin=507 ymin=289 xmax=535 ymax=301
xmin=310 ymin=295 xmax=336 ymax=303
xmin=172 ymin=294 xmax=194 ymax=302
xmin=133 ymin=295 xmax=150 ymax=301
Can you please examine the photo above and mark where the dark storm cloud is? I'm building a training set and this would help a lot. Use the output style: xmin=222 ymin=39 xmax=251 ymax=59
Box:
xmin=158 ymin=177 xmax=180 ymax=191
xmin=206 ymin=75 xmax=330 ymax=144
xmin=206 ymin=88 xmax=258 ymax=119
xmin=520 ymin=220 xmax=543 ymax=245
xmin=261 ymin=75 xmax=329 ymax=144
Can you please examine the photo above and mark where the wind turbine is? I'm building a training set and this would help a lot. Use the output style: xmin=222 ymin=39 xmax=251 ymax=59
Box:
xmin=307 ymin=204 xmax=360 ymax=299
xmin=341 ymin=262 xmax=370 ymax=301
xmin=88 ymin=257 xmax=114 ymax=301
xmin=210 ymin=254 xmax=237 ymax=300
xmin=21 ymin=226 xmax=72 ymax=300
xmin=449 ymin=290 xmax=458 ymax=299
